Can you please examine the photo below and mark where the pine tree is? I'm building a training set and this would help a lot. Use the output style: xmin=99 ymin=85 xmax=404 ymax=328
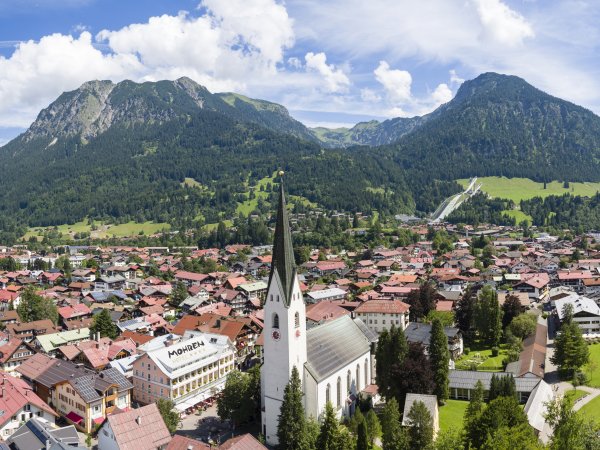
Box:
xmin=90 ymin=309 xmax=118 ymax=339
xmin=429 ymin=318 xmax=450 ymax=404
xmin=277 ymin=366 xmax=309 ymax=450
xmin=475 ymin=286 xmax=502 ymax=346
xmin=376 ymin=324 xmax=408 ymax=400
xmin=316 ymin=403 xmax=339 ymax=450
xmin=170 ymin=281 xmax=189 ymax=307
xmin=365 ymin=409 xmax=382 ymax=448
xmin=551 ymin=304 xmax=590 ymax=377
xmin=356 ymin=420 xmax=369 ymax=450
xmin=455 ymin=285 xmax=475 ymax=343
xmin=381 ymin=398 xmax=409 ymax=450
xmin=501 ymin=293 xmax=522 ymax=329
xmin=464 ymin=380 xmax=485 ymax=449
xmin=406 ymin=400 xmax=434 ymax=450
xmin=488 ymin=374 xmax=500 ymax=402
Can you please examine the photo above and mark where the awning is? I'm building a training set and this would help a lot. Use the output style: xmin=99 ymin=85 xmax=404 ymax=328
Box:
xmin=93 ymin=417 xmax=105 ymax=425
xmin=66 ymin=411 xmax=84 ymax=424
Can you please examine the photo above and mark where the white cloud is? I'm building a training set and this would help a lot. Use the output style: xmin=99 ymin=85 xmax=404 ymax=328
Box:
xmin=360 ymin=88 xmax=381 ymax=103
xmin=473 ymin=0 xmax=534 ymax=46
xmin=304 ymin=52 xmax=350 ymax=93
xmin=431 ymin=83 xmax=453 ymax=105
xmin=287 ymin=57 xmax=302 ymax=69
xmin=0 ymin=0 xmax=298 ymax=128
xmin=374 ymin=61 xmax=412 ymax=103
xmin=449 ymin=69 xmax=465 ymax=86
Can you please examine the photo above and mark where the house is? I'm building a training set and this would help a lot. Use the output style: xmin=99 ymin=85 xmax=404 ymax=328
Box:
xmin=404 ymin=322 xmax=464 ymax=359
xmin=16 ymin=354 xmax=132 ymax=434
xmin=7 ymin=417 xmax=84 ymax=450
xmin=0 ymin=336 xmax=36 ymax=375
xmin=506 ymin=322 xmax=547 ymax=379
xmin=305 ymin=287 xmax=347 ymax=304
xmin=514 ymin=273 xmax=550 ymax=302
xmin=353 ymin=300 xmax=410 ymax=334
xmin=131 ymin=332 xmax=235 ymax=411
xmin=35 ymin=328 xmax=91 ymax=355
xmin=6 ymin=320 xmax=59 ymax=342
xmin=497 ymin=291 xmax=531 ymax=310
xmin=174 ymin=271 xmax=210 ymax=287
xmin=98 ymin=403 xmax=171 ymax=450
xmin=401 ymin=393 xmax=439 ymax=436
xmin=0 ymin=374 xmax=58 ymax=440
xmin=95 ymin=276 xmax=126 ymax=292
xmin=305 ymin=301 xmax=350 ymax=328
xmin=554 ymin=294 xmax=600 ymax=335
xmin=556 ymin=270 xmax=594 ymax=294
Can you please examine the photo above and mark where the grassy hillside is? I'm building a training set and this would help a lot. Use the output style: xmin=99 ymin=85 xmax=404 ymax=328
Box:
xmin=457 ymin=177 xmax=600 ymax=202
xmin=24 ymin=220 xmax=170 ymax=240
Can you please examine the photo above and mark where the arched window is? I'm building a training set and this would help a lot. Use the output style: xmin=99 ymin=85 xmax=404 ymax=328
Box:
xmin=276 ymin=295 xmax=280 ymax=302
xmin=273 ymin=313 xmax=279 ymax=329
xmin=337 ymin=377 xmax=341 ymax=407
xmin=294 ymin=312 xmax=300 ymax=328
xmin=270 ymin=295 xmax=273 ymax=302
xmin=326 ymin=383 xmax=331 ymax=404
xmin=356 ymin=364 xmax=361 ymax=392
xmin=364 ymin=359 xmax=369 ymax=386
xmin=347 ymin=370 xmax=352 ymax=393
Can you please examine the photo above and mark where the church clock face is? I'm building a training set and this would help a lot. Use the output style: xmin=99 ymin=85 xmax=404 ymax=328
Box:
xmin=271 ymin=330 xmax=281 ymax=341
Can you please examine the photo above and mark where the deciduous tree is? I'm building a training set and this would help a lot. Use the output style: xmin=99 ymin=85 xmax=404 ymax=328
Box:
xmin=16 ymin=286 xmax=58 ymax=324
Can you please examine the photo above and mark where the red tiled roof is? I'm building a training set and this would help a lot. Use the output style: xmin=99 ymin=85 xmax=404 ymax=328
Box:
xmin=167 ymin=435 xmax=210 ymax=450
xmin=0 ymin=374 xmax=58 ymax=427
xmin=306 ymin=301 xmax=350 ymax=323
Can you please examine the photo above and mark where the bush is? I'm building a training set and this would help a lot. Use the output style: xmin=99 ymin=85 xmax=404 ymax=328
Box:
xmin=542 ymin=312 xmax=549 ymax=319
xmin=491 ymin=346 xmax=499 ymax=357
xmin=573 ymin=371 xmax=587 ymax=387
xmin=464 ymin=347 xmax=470 ymax=355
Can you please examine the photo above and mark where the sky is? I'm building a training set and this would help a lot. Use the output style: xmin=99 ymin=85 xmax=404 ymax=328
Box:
xmin=0 ymin=0 xmax=599 ymax=145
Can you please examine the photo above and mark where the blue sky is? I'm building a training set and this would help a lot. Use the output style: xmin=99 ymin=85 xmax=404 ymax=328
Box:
xmin=1 ymin=0 xmax=599 ymax=145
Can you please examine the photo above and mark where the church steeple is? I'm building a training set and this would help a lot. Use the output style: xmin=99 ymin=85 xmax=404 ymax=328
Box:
xmin=268 ymin=171 xmax=296 ymax=307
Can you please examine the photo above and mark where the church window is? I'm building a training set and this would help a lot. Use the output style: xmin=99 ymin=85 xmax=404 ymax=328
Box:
xmin=294 ymin=312 xmax=300 ymax=328
xmin=337 ymin=377 xmax=341 ymax=407
xmin=356 ymin=365 xmax=361 ymax=391
xmin=364 ymin=359 xmax=369 ymax=386
xmin=326 ymin=384 xmax=331 ymax=404
xmin=277 ymin=295 xmax=280 ymax=302
xmin=273 ymin=313 xmax=279 ymax=329
xmin=347 ymin=370 xmax=352 ymax=393
xmin=270 ymin=295 xmax=273 ymax=302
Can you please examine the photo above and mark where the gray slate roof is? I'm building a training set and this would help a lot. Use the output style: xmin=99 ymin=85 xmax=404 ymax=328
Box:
xmin=448 ymin=370 xmax=541 ymax=393
xmin=70 ymin=368 xmax=133 ymax=402
xmin=402 ymin=393 xmax=438 ymax=426
xmin=7 ymin=417 xmax=84 ymax=450
xmin=305 ymin=315 xmax=371 ymax=382
xmin=405 ymin=323 xmax=460 ymax=346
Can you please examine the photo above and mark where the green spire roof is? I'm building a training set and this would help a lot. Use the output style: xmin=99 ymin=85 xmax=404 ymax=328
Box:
xmin=268 ymin=174 xmax=296 ymax=307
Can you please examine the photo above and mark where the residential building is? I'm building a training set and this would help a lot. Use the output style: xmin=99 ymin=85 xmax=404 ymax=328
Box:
xmin=0 ymin=336 xmax=36 ymax=375
xmin=6 ymin=320 xmax=59 ymax=343
xmin=554 ymin=294 xmax=600 ymax=335
xmin=0 ymin=375 xmax=58 ymax=440
xmin=7 ymin=417 xmax=84 ymax=450
xmin=34 ymin=328 xmax=91 ymax=355
xmin=97 ymin=403 xmax=171 ymax=450
xmin=448 ymin=370 xmax=543 ymax=403
xmin=404 ymin=322 xmax=464 ymax=360
xmin=354 ymin=300 xmax=410 ymax=334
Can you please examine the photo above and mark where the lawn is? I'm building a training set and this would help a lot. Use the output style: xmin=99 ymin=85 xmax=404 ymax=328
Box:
xmin=455 ymin=341 xmax=507 ymax=372
xmin=564 ymin=389 xmax=589 ymax=403
xmin=439 ymin=400 xmax=468 ymax=432
xmin=23 ymin=220 xmax=170 ymax=240
xmin=584 ymin=343 xmax=600 ymax=388
xmin=501 ymin=209 xmax=532 ymax=226
xmin=578 ymin=395 xmax=600 ymax=422
xmin=457 ymin=177 xmax=600 ymax=203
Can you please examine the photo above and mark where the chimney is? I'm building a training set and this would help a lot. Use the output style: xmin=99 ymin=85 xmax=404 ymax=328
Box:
xmin=136 ymin=416 xmax=142 ymax=425
xmin=1 ymin=387 xmax=4 ymax=398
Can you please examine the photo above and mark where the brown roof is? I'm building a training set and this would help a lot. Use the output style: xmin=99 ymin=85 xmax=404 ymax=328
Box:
xmin=118 ymin=331 xmax=154 ymax=346
xmin=167 ymin=435 xmax=210 ymax=450
xmin=105 ymin=403 xmax=171 ymax=450
xmin=354 ymin=299 xmax=410 ymax=314
xmin=306 ymin=301 xmax=350 ymax=323
xmin=6 ymin=319 xmax=58 ymax=335
xmin=516 ymin=322 xmax=547 ymax=378
xmin=219 ymin=434 xmax=267 ymax=450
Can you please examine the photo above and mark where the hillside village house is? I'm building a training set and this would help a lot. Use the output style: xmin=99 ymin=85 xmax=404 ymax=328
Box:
xmin=132 ymin=332 xmax=235 ymax=412
xmin=0 ymin=337 xmax=36 ymax=375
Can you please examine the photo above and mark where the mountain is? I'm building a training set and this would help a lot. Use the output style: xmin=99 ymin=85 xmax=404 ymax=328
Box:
xmin=311 ymin=116 xmax=427 ymax=147
xmin=23 ymin=77 xmax=317 ymax=144
xmin=2 ymin=72 xmax=600 ymax=233
xmin=0 ymin=78 xmax=413 ymax=229
xmin=379 ymin=72 xmax=600 ymax=183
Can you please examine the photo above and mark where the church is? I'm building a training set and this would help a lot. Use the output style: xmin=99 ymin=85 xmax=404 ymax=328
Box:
xmin=261 ymin=175 xmax=377 ymax=446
